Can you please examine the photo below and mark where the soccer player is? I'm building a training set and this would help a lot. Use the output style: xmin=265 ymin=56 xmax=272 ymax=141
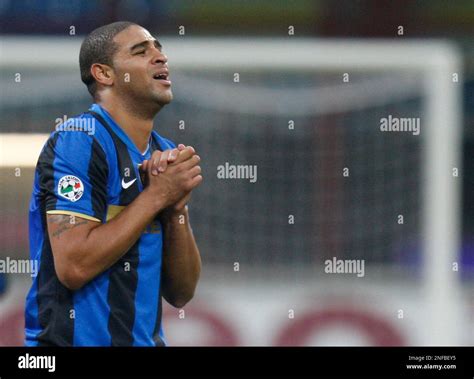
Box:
xmin=25 ymin=22 xmax=202 ymax=346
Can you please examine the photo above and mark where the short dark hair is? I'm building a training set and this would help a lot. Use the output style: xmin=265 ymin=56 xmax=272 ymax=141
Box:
xmin=79 ymin=21 xmax=137 ymax=97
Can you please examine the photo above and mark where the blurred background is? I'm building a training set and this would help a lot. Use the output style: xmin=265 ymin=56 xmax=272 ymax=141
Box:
xmin=0 ymin=0 xmax=473 ymax=346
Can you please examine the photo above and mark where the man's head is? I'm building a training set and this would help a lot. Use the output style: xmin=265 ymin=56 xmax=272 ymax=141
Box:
xmin=79 ymin=21 xmax=172 ymax=109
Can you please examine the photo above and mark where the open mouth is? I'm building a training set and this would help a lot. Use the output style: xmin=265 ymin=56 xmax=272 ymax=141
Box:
xmin=153 ymin=73 xmax=168 ymax=80
xmin=153 ymin=72 xmax=171 ymax=85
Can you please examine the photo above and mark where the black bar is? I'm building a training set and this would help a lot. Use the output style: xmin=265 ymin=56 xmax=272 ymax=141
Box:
xmin=0 ymin=346 xmax=473 ymax=378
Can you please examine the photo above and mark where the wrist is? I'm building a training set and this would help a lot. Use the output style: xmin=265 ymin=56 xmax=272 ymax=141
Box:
xmin=162 ymin=205 xmax=188 ymax=223
xmin=168 ymin=204 xmax=188 ymax=217
xmin=172 ymin=203 xmax=188 ymax=214
xmin=141 ymin=187 xmax=167 ymax=214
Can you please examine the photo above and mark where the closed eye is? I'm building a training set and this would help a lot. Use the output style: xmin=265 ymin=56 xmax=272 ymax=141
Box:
xmin=130 ymin=39 xmax=162 ymax=56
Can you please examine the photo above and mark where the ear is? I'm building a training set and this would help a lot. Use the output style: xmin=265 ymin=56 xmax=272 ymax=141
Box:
xmin=90 ymin=63 xmax=114 ymax=87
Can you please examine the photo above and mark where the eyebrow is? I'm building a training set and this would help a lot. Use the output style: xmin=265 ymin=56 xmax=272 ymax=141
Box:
xmin=130 ymin=39 xmax=162 ymax=52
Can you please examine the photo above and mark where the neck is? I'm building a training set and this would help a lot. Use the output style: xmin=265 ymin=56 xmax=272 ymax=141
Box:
xmin=98 ymin=95 xmax=159 ymax=153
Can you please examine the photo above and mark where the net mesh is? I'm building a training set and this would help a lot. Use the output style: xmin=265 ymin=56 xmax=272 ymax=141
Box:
xmin=164 ymin=70 xmax=423 ymax=269
xmin=1 ymin=67 xmax=424 ymax=273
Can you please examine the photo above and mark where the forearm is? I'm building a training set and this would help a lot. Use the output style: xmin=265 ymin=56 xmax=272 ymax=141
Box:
xmin=49 ymin=145 xmax=202 ymax=291
xmin=65 ymin=188 xmax=164 ymax=285
xmin=161 ymin=207 xmax=201 ymax=307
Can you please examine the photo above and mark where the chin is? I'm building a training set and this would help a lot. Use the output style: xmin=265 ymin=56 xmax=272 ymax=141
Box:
xmin=155 ymin=91 xmax=173 ymax=106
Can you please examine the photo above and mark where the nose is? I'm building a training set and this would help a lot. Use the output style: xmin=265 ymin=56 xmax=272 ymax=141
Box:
xmin=152 ymin=49 xmax=168 ymax=65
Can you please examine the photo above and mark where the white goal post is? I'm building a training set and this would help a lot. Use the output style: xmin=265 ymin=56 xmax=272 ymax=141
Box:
xmin=0 ymin=37 xmax=464 ymax=345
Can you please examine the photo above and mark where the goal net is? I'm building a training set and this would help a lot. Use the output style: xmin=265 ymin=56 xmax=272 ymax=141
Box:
xmin=0 ymin=37 xmax=465 ymax=345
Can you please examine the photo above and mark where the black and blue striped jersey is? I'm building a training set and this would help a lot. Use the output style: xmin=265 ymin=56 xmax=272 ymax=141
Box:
xmin=25 ymin=104 xmax=176 ymax=346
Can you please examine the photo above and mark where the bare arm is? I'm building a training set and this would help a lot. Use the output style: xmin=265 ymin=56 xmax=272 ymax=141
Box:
xmin=143 ymin=145 xmax=203 ymax=308
xmin=47 ymin=188 xmax=163 ymax=291
xmin=160 ymin=206 xmax=202 ymax=308
xmin=48 ymin=146 xmax=199 ymax=291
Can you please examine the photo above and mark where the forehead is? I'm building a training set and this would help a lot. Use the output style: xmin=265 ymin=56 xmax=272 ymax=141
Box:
xmin=113 ymin=25 xmax=155 ymax=49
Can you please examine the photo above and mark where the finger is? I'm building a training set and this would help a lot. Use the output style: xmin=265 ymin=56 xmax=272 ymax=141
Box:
xmin=158 ymin=150 xmax=171 ymax=173
xmin=147 ymin=151 xmax=156 ymax=178
xmin=177 ymin=144 xmax=186 ymax=151
xmin=188 ymin=174 xmax=203 ymax=190
xmin=167 ymin=148 xmax=179 ymax=162
xmin=174 ymin=146 xmax=196 ymax=164
xmin=189 ymin=165 xmax=201 ymax=178
xmin=180 ymin=154 xmax=201 ymax=171
xmin=151 ymin=150 xmax=163 ymax=175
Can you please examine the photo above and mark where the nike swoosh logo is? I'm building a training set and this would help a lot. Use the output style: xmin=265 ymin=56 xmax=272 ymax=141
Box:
xmin=121 ymin=178 xmax=137 ymax=189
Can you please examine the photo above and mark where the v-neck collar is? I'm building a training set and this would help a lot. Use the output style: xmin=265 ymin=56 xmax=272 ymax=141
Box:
xmin=90 ymin=103 xmax=151 ymax=157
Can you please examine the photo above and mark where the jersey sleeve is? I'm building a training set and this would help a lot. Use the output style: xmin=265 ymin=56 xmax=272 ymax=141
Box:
xmin=40 ymin=131 xmax=108 ymax=223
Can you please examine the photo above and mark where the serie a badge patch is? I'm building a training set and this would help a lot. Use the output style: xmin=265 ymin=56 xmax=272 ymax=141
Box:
xmin=57 ymin=175 xmax=84 ymax=202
